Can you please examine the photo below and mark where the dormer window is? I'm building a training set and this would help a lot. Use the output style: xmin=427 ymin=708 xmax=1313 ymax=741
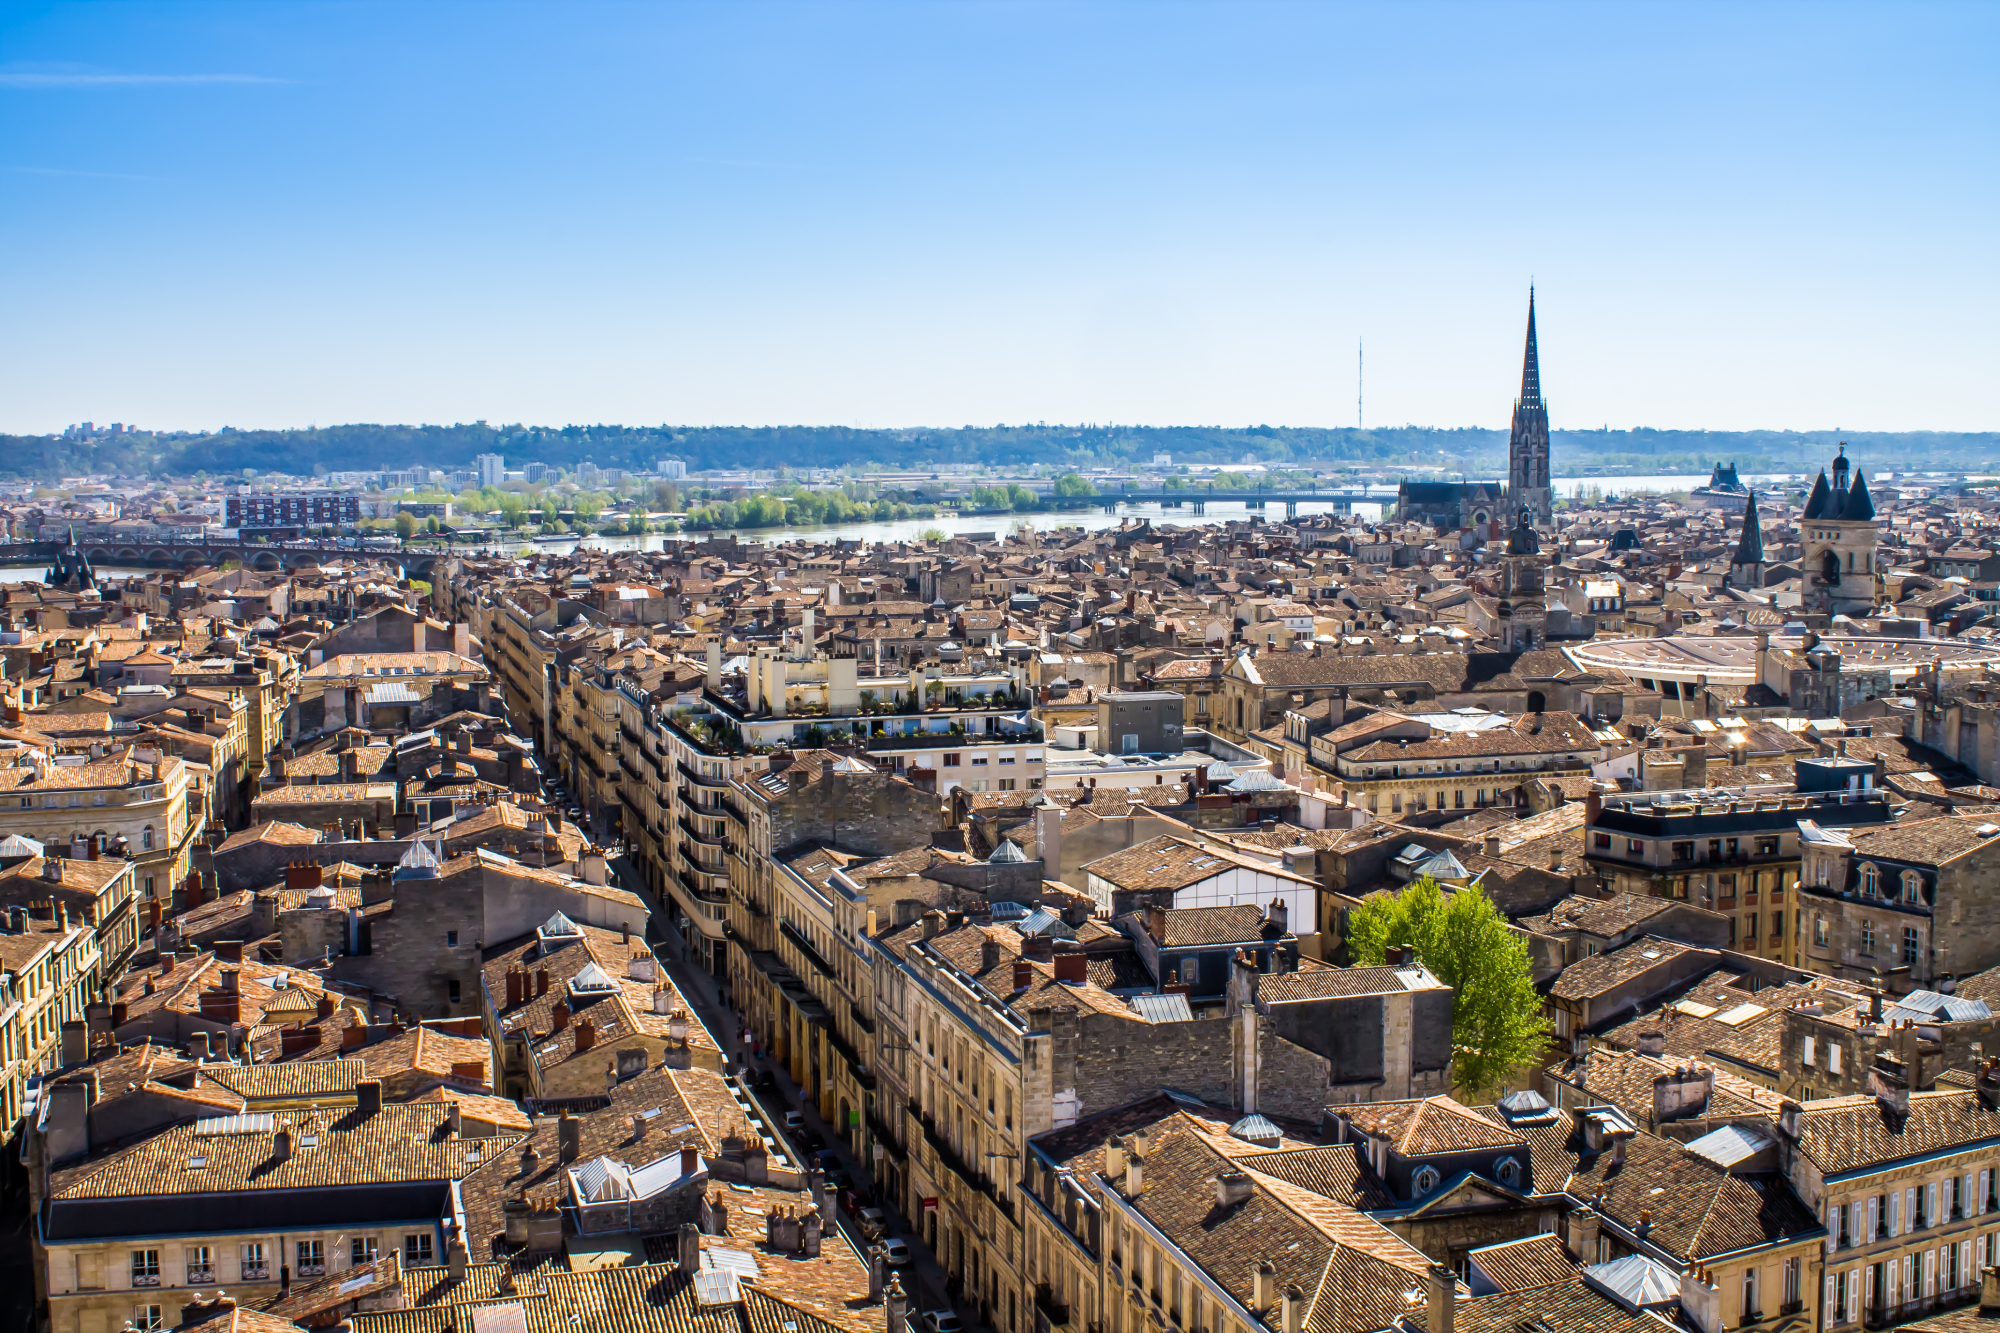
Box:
xmin=1861 ymin=864 xmax=1879 ymax=897
xmin=1412 ymin=1166 xmax=1441 ymax=1196
xmin=1902 ymin=872 xmax=1923 ymax=905
xmin=1495 ymin=1157 xmax=1523 ymax=1188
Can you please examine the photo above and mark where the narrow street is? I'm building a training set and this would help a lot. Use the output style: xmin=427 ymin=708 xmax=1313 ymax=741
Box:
xmin=609 ymin=854 xmax=982 ymax=1333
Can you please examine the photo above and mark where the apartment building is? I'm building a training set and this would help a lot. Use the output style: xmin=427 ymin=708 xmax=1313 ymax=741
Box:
xmin=32 ymin=1093 xmax=505 ymax=1333
xmin=1797 ymin=813 xmax=2000 ymax=990
xmin=0 ymin=893 xmax=100 ymax=1159
xmin=0 ymin=749 xmax=205 ymax=910
xmin=168 ymin=651 xmax=300 ymax=784
xmin=1304 ymin=709 xmax=1599 ymax=820
xmin=1780 ymin=1068 xmax=2000 ymax=1328
xmin=1587 ymin=778 xmax=1896 ymax=963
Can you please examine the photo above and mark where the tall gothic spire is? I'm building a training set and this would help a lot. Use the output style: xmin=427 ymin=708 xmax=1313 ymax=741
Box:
xmin=1733 ymin=490 xmax=1764 ymax=569
xmin=1519 ymin=287 xmax=1542 ymax=407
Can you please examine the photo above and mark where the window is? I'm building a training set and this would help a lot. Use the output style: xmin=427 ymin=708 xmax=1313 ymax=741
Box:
xmin=1861 ymin=864 xmax=1879 ymax=896
xmin=1412 ymin=1166 xmax=1440 ymax=1195
xmin=142 ymin=825 xmax=155 ymax=850
xmin=1628 ymin=838 xmax=1643 ymax=854
xmin=405 ymin=1233 xmax=433 ymax=1265
xmin=1594 ymin=833 xmax=1612 ymax=850
xmin=1805 ymin=1035 xmax=1817 ymax=1067
xmin=998 ymin=778 xmax=1016 ymax=792
xmin=241 ymin=1243 xmax=267 ymax=1280
xmin=1757 ymin=837 xmax=1781 ymax=856
xmin=1495 ymin=1156 xmax=1522 ymax=1188
xmin=1743 ymin=1268 xmax=1760 ymax=1321
xmin=1672 ymin=841 xmax=1694 ymax=862
xmin=186 ymin=1245 xmax=214 ymax=1283
xmin=133 ymin=1307 xmax=164 ymax=1331
xmin=1861 ymin=919 xmax=1876 ymax=955
xmin=446 ymin=931 xmax=458 ymax=947
xmin=297 ymin=1240 xmax=325 ymax=1275
xmin=1905 ymin=928 xmax=1920 ymax=967
xmin=352 ymin=1236 xmax=378 ymax=1265
xmin=131 ymin=1250 xmax=160 ymax=1286
xmin=943 ymin=753 xmax=961 ymax=767
xmin=1831 ymin=1044 xmax=1842 ymax=1075
xmin=1904 ymin=872 xmax=1924 ymax=905
xmin=447 ymin=979 xmax=462 ymax=1003
xmin=1785 ymin=1258 xmax=1800 ymax=1308
xmin=1815 ymin=915 xmax=1828 ymax=947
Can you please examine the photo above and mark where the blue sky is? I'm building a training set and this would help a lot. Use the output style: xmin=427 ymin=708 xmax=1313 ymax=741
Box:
xmin=0 ymin=1 xmax=1993 ymax=435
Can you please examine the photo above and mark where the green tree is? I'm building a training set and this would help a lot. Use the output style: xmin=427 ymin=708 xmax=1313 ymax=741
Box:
xmin=1051 ymin=472 xmax=1095 ymax=499
xmin=919 ymin=526 xmax=948 ymax=543
xmin=393 ymin=512 xmax=418 ymax=540
xmin=1345 ymin=878 xmax=1551 ymax=1098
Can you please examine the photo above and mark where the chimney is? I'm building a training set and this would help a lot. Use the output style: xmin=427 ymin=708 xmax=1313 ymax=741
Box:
xmin=1982 ymin=1263 xmax=2000 ymax=1314
xmin=558 ymin=1112 xmax=581 ymax=1164
xmin=677 ymin=1221 xmax=702 ymax=1272
xmin=536 ymin=967 xmax=549 ymax=996
xmin=1124 ymin=1151 xmax=1144 ymax=1195
xmin=355 ymin=1080 xmax=382 ymax=1116
xmin=1148 ymin=904 xmax=1167 ymax=942
xmin=1253 ymin=1261 xmax=1276 ymax=1314
xmin=1653 ymin=1065 xmax=1714 ymax=1123
xmin=1483 ymin=833 xmax=1502 ymax=858
xmin=273 ymin=1123 xmax=294 ymax=1163
xmin=342 ymin=1024 xmax=368 ymax=1050
xmin=1565 ymin=1206 xmax=1599 ymax=1262
xmin=1425 ymin=1265 xmax=1456 ymax=1333
xmin=682 ymin=1143 xmax=699 ymax=1176
xmin=980 ymin=935 xmax=1000 ymax=974
xmin=1265 ymin=897 xmax=1288 ymax=933
xmin=1012 ymin=959 xmax=1033 ymax=991
xmin=1215 ymin=1172 xmax=1252 ymax=1207
xmin=446 ymin=1238 xmax=469 ymax=1282
xmin=920 ymin=910 xmax=945 ymax=941
xmin=574 ymin=1016 xmax=596 ymax=1051
xmin=1103 ymin=1137 xmax=1127 ymax=1181
xmin=1637 ymin=1030 xmax=1665 ymax=1057
xmin=60 ymin=1020 xmax=87 ymax=1068
xmin=1281 ymin=1284 xmax=1304 ymax=1333
xmin=1053 ymin=953 xmax=1087 ymax=985
xmin=551 ymin=1001 xmax=569 ymax=1031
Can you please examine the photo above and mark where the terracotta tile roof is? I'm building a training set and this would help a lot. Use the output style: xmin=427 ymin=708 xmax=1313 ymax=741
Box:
xmin=1452 ymin=1277 xmax=1661 ymax=1333
xmin=1338 ymin=1096 xmax=1528 ymax=1157
xmin=1548 ymin=936 xmax=1709 ymax=1002
xmin=50 ymin=1101 xmax=511 ymax=1200
xmin=1462 ymin=1233 xmax=1577 ymax=1293
xmin=1792 ymin=1088 xmax=2000 ymax=1177
xmin=1562 ymin=1129 xmax=1821 ymax=1261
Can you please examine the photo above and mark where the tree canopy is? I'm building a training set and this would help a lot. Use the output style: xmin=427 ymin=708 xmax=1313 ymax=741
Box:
xmin=1345 ymin=877 xmax=1551 ymax=1098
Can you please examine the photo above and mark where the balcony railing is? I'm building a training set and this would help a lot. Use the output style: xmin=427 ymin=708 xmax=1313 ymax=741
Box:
xmin=678 ymin=813 xmax=725 ymax=848
xmin=678 ymin=760 xmax=730 ymax=789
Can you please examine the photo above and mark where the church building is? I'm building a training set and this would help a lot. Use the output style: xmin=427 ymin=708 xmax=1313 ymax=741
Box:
xmin=1396 ymin=289 xmax=1551 ymax=533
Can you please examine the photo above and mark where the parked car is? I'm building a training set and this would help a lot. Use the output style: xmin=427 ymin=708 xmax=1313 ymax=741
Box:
xmin=749 ymin=1069 xmax=778 ymax=1093
xmin=839 ymin=1184 xmax=875 ymax=1214
xmin=880 ymin=1238 xmax=910 ymax=1266
xmin=783 ymin=1111 xmax=807 ymax=1134
xmin=856 ymin=1206 xmax=888 ymax=1241
xmin=922 ymin=1312 xmax=964 ymax=1333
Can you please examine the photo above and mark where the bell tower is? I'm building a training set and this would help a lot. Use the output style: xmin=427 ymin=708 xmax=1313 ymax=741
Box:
xmin=1799 ymin=445 xmax=1880 ymax=616
xmin=1495 ymin=507 xmax=1546 ymax=653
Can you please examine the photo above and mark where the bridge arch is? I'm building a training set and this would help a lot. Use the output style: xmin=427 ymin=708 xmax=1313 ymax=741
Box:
xmin=115 ymin=548 xmax=141 ymax=563
xmin=250 ymin=550 xmax=282 ymax=572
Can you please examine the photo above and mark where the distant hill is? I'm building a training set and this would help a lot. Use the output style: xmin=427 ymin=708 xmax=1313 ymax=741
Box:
xmin=0 ymin=421 xmax=1991 ymax=483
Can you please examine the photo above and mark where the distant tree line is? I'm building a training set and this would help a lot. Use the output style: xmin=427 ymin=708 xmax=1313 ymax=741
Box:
xmin=0 ymin=420 xmax=1993 ymax=482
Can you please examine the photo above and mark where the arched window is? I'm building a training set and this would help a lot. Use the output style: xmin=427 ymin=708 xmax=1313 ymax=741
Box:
xmin=1861 ymin=864 xmax=1879 ymax=897
xmin=1413 ymin=1166 xmax=1441 ymax=1196
xmin=1495 ymin=1157 xmax=1522 ymax=1188
xmin=1903 ymin=871 xmax=1923 ymax=904
xmin=142 ymin=825 xmax=155 ymax=850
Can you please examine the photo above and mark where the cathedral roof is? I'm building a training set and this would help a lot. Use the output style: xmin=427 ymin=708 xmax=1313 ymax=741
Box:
xmin=1843 ymin=468 xmax=1876 ymax=522
xmin=1801 ymin=469 xmax=1833 ymax=520
xmin=1519 ymin=288 xmax=1543 ymax=407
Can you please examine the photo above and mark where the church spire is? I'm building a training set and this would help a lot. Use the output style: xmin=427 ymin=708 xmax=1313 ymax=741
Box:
xmin=1733 ymin=490 xmax=1764 ymax=569
xmin=1519 ymin=287 xmax=1542 ymax=408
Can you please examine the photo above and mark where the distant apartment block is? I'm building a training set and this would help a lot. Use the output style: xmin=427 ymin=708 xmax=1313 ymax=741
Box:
xmin=225 ymin=493 xmax=361 ymax=529
xmin=474 ymin=452 xmax=505 ymax=488
xmin=658 ymin=459 xmax=687 ymax=478
xmin=523 ymin=461 xmax=549 ymax=482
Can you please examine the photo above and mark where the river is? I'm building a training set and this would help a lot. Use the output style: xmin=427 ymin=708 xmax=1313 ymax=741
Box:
xmin=0 ymin=471 xmax=1804 ymax=581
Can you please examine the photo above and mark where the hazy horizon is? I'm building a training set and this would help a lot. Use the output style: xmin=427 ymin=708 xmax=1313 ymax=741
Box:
xmin=3 ymin=2 xmax=1994 ymax=436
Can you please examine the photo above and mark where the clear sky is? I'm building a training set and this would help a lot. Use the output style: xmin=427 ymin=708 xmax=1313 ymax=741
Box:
xmin=1 ymin=1 xmax=1993 ymax=436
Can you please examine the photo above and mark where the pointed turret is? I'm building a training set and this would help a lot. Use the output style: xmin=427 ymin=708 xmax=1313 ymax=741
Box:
xmin=1842 ymin=468 xmax=1876 ymax=523
xmin=1802 ymin=470 xmax=1832 ymax=520
xmin=1519 ymin=288 xmax=1543 ymax=407
xmin=1733 ymin=491 xmax=1764 ymax=568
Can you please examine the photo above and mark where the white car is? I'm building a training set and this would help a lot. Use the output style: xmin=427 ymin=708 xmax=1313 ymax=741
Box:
xmin=880 ymin=1238 xmax=911 ymax=1266
xmin=922 ymin=1314 xmax=963 ymax=1333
